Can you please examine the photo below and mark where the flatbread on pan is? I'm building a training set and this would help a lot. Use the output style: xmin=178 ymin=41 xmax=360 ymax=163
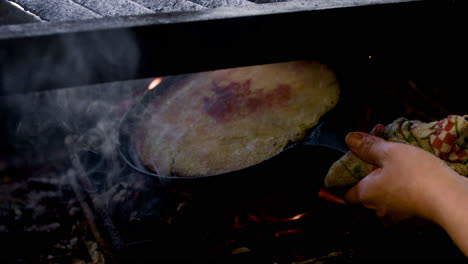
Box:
xmin=136 ymin=60 xmax=340 ymax=177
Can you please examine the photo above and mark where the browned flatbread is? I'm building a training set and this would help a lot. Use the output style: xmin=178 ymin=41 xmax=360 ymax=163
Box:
xmin=136 ymin=60 xmax=340 ymax=177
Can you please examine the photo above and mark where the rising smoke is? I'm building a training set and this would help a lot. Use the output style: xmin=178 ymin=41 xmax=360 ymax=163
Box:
xmin=0 ymin=29 xmax=145 ymax=190
xmin=1 ymin=29 xmax=141 ymax=94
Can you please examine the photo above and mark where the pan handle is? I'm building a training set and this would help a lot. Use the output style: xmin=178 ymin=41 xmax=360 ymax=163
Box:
xmin=303 ymin=121 xmax=349 ymax=153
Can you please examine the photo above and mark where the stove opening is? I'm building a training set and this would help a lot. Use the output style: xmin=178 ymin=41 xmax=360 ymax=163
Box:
xmin=1 ymin=51 xmax=466 ymax=263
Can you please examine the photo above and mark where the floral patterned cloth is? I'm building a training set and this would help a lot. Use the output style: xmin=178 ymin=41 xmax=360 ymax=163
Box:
xmin=325 ymin=115 xmax=468 ymax=188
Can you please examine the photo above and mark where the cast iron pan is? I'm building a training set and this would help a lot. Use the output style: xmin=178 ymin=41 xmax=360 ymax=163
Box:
xmin=118 ymin=73 xmax=352 ymax=183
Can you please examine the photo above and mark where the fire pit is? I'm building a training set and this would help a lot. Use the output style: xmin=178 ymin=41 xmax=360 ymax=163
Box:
xmin=0 ymin=1 xmax=467 ymax=263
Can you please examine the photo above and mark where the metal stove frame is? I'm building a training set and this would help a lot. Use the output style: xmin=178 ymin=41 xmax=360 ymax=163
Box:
xmin=0 ymin=0 xmax=463 ymax=95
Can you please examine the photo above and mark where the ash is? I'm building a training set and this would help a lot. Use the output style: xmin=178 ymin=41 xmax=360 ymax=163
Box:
xmin=0 ymin=78 xmax=157 ymax=263
xmin=0 ymin=161 xmax=105 ymax=263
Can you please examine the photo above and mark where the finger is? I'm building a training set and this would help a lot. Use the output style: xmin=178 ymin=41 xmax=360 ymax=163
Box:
xmin=344 ymin=183 xmax=361 ymax=204
xmin=344 ymin=168 xmax=382 ymax=205
xmin=345 ymin=132 xmax=391 ymax=167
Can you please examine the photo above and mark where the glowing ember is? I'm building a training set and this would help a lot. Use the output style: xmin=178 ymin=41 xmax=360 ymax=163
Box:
xmin=274 ymin=229 xmax=303 ymax=237
xmin=289 ymin=211 xmax=313 ymax=221
xmin=234 ymin=210 xmax=316 ymax=229
xmin=234 ymin=215 xmax=242 ymax=229
xmin=318 ymin=188 xmax=346 ymax=205
xmin=148 ymin=77 xmax=163 ymax=90
xmin=261 ymin=211 xmax=315 ymax=223
xmin=233 ymin=189 xmax=346 ymax=232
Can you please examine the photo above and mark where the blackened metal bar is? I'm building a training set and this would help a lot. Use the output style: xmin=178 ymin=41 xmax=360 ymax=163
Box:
xmin=67 ymin=147 xmax=124 ymax=261
xmin=0 ymin=1 xmax=43 ymax=25
xmin=0 ymin=0 xmax=463 ymax=95
xmin=10 ymin=0 xmax=102 ymax=22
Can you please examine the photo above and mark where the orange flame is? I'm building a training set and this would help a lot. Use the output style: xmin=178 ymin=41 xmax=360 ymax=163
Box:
xmin=148 ymin=77 xmax=163 ymax=90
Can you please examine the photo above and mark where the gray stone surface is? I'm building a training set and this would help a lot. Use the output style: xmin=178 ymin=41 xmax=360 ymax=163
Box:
xmin=0 ymin=1 xmax=42 ymax=25
xmin=187 ymin=0 xmax=255 ymax=8
xmin=132 ymin=0 xmax=205 ymax=12
xmin=2 ymin=0 xmax=418 ymax=24
xmin=72 ymin=0 xmax=154 ymax=17
xmin=0 ymin=0 xmax=420 ymax=39
xmin=248 ymin=0 xmax=288 ymax=3
xmin=11 ymin=0 xmax=102 ymax=22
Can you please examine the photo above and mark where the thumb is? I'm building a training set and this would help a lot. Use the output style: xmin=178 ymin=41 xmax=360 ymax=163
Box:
xmin=345 ymin=132 xmax=390 ymax=167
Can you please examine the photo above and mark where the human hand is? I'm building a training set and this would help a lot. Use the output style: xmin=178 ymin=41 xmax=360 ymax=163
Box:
xmin=344 ymin=132 xmax=468 ymax=225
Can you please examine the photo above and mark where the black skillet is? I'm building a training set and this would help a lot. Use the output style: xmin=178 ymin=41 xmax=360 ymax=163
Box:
xmin=118 ymin=73 xmax=351 ymax=184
